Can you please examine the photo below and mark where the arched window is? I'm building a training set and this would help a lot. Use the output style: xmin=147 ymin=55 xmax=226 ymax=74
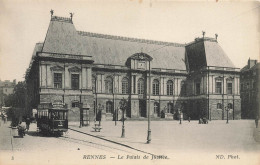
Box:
xmin=92 ymin=76 xmax=96 ymax=93
xmin=105 ymin=77 xmax=113 ymax=94
xmin=217 ymin=103 xmax=222 ymax=109
xmin=138 ymin=78 xmax=144 ymax=94
xmin=228 ymin=103 xmax=233 ymax=109
xmin=153 ymin=79 xmax=160 ymax=95
xmin=122 ymin=77 xmax=129 ymax=94
xmin=106 ymin=101 xmax=113 ymax=113
xmin=167 ymin=80 xmax=173 ymax=96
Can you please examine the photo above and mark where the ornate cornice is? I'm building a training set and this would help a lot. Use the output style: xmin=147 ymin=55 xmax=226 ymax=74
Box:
xmin=68 ymin=66 xmax=81 ymax=72
xmin=50 ymin=65 xmax=64 ymax=72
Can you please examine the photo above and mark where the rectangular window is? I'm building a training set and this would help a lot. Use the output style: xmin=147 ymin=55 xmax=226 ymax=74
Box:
xmin=195 ymin=83 xmax=200 ymax=95
xmin=54 ymin=73 xmax=62 ymax=89
xmin=71 ymin=74 xmax=79 ymax=90
xmin=227 ymin=82 xmax=232 ymax=94
xmin=72 ymin=101 xmax=79 ymax=108
xmin=216 ymin=81 xmax=222 ymax=94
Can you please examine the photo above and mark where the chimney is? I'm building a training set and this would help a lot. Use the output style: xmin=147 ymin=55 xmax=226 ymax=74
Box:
xmin=248 ymin=58 xmax=257 ymax=68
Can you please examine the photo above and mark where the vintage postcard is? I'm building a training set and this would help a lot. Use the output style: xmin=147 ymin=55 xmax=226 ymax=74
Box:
xmin=0 ymin=0 xmax=259 ymax=165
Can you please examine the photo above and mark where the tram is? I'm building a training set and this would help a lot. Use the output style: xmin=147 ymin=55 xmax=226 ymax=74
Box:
xmin=37 ymin=103 xmax=68 ymax=136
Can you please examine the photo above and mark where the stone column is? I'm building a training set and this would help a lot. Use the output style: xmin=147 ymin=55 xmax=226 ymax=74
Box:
xmin=46 ymin=65 xmax=52 ymax=87
xmin=82 ymin=67 xmax=87 ymax=89
xmin=86 ymin=68 xmax=92 ymax=89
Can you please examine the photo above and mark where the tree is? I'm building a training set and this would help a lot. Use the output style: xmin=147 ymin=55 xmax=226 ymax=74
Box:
xmin=4 ymin=81 xmax=26 ymax=108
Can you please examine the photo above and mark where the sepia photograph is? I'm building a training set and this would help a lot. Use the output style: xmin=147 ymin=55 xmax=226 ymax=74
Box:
xmin=0 ymin=0 xmax=259 ymax=165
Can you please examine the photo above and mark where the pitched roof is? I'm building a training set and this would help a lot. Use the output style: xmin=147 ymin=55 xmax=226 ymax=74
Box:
xmin=42 ymin=16 xmax=88 ymax=56
xmin=41 ymin=16 xmax=187 ymax=70
xmin=78 ymin=31 xmax=186 ymax=70
xmin=40 ymin=16 xmax=237 ymax=71
xmin=203 ymin=39 xmax=235 ymax=68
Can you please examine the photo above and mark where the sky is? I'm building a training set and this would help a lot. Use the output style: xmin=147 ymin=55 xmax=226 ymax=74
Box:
xmin=0 ymin=0 xmax=259 ymax=82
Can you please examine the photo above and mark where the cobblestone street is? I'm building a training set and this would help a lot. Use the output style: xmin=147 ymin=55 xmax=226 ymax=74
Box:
xmin=1 ymin=120 xmax=260 ymax=165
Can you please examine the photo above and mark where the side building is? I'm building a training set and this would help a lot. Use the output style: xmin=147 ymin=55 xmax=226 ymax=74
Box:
xmin=25 ymin=15 xmax=241 ymax=121
xmin=240 ymin=59 xmax=260 ymax=119
xmin=0 ymin=79 xmax=16 ymax=107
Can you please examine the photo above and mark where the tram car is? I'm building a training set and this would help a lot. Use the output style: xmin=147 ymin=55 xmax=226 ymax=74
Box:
xmin=37 ymin=104 xmax=68 ymax=136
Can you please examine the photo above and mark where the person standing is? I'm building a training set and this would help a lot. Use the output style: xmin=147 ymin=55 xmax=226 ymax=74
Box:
xmin=255 ymin=116 xmax=259 ymax=128
xmin=25 ymin=116 xmax=31 ymax=132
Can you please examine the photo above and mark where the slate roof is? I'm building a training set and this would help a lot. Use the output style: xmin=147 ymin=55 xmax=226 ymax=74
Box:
xmin=40 ymin=16 xmax=237 ymax=71
xmin=203 ymin=39 xmax=235 ymax=68
xmin=41 ymin=16 xmax=187 ymax=70
xmin=241 ymin=62 xmax=260 ymax=72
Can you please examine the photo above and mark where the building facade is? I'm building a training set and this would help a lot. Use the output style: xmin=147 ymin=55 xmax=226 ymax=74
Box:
xmin=0 ymin=79 xmax=16 ymax=107
xmin=240 ymin=59 xmax=260 ymax=119
xmin=25 ymin=15 xmax=241 ymax=121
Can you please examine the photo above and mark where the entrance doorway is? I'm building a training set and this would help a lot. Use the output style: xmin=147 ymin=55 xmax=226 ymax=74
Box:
xmin=154 ymin=102 xmax=160 ymax=117
xmin=139 ymin=100 xmax=146 ymax=117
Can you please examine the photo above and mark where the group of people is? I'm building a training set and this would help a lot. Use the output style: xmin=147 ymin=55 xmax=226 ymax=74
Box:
xmin=17 ymin=116 xmax=31 ymax=133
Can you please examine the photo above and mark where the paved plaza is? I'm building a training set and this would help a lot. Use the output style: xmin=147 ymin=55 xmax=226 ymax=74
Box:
xmin=0 ymin=119 xmax=260 ymax=165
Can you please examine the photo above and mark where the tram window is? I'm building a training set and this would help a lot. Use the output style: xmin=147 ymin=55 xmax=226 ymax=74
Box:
xmin=72 ymin=102 xmax=79 ymax=108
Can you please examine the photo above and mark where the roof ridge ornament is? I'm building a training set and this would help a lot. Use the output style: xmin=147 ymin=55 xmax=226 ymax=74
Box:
xmin=202 ymin=31 xmax=205 ymax=38
xmin=50 ymin=9 xmax=54 ymax=17
xmin=70 ymin=12 xmax=74 ymax=22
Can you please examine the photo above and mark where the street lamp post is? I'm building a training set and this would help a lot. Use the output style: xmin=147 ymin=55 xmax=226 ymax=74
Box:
xmin=120 ymin=98 xmax=127 ymax=138
xmin=147 ymin=60 xmax=151 ymax=144
xmin=121 ymin=108 xmax=125 ymax=138
xmin=115 ymin=107 xmax=118 ymax=126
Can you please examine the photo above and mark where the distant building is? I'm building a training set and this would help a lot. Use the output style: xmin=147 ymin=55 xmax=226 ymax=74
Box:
xmin=25 ymin=15 xmax=241 ymax=121
xmin=0 ymin=79 xmax=16 ymax=107
xmin=240 ymin=59 xmax=260 ymax=119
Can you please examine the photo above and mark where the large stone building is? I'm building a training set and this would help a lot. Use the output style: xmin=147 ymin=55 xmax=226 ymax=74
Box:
xmin=25 ymin=15 xmax=241 ymax=121
xmin=240 ymin=59 xmax=260 ymax=119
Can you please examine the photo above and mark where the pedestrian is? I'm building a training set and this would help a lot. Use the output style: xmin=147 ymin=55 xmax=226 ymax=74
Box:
xmin=4 ymin=115 xmax=7 ymax=124
xmin=25 ymin=116 xmax=31 ymax=132
xmin=255 ymin=116 xmax=259 ymax=128
xmin=179 ymin=112 xmax=183 ymax=124
xmin=188 ymin=116 xmax=191 ymax=122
